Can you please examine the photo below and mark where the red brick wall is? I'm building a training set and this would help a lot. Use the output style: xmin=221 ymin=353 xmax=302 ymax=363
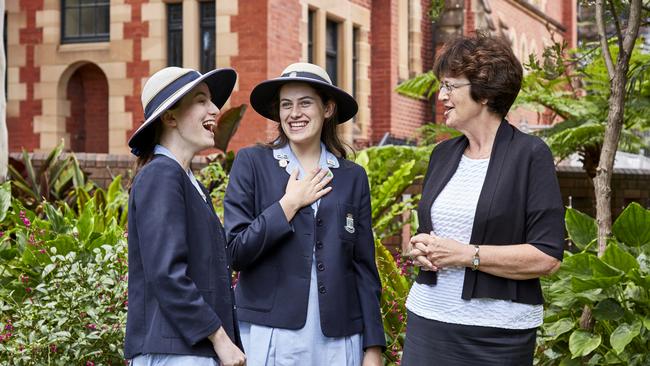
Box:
xmin=66 ymin=64 xmax=109 ymax=153
xmin=370 ymin=0 xmax=433 ymax=143
xmin=228 ymin=0 xmax=302 ymax=151
xmin=124 ymin=0 xmax=150 ymax=145
xmin=370 ymin=0 xmax=396 ymax=143
xmin=8 ymin=0 xmax=44 ymax=152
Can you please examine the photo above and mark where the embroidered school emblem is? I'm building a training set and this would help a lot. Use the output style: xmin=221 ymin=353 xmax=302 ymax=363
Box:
xmin=345 ymin=213 xmax=355 ymax=233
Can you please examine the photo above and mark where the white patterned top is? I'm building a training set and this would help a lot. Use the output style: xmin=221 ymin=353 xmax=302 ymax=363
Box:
xmin=405 ymin=155 xmax=543 ymax=329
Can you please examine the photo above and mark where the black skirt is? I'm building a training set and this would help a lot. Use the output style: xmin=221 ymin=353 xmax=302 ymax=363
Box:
xmin=401 ymin=310 xmax=537 ymax=366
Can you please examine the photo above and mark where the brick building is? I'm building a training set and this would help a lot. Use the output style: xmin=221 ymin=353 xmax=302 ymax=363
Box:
xmin=5 ymin=0 xmax=576 ymax=155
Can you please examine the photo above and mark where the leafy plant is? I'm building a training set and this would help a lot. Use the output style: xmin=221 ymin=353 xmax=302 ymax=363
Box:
xmin=0 ymin=244 xmax=128 ymax=365
xmin=515 ymin=40 xmax=650 ymax=178
xmin=8 ymin=141 xmax=94 ymax=210
xmin=356 ymin=145 xmax=432 ymax=364
xmin=536 ymin=203 xmax=650 ymax=365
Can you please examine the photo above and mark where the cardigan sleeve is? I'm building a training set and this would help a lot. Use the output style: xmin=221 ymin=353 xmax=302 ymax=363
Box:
xmin=224 ymin=148 xmax=294 ymax=271
xmin=132 ymin=163 xmax=222 ymax=346
xmin=525 ymin=141 xmax=565 ymax=261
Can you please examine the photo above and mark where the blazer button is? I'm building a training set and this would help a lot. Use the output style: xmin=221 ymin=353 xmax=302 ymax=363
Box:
xmin=316 ymin=240 xmax=323 ymax=249
xmin=318 ymin=285 xmax=326 ymax=294
xmin=317 ymin=262 xmax=325 ymax=271
xmin=316 ymin=218 xmax=323 ymax=226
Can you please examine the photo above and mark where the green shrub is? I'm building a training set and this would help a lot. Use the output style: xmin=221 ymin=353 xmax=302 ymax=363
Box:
xmin=0 ymin=244 xmax=127 ymax=365
xmin=536 ymin=203 xmax=650 ymax=365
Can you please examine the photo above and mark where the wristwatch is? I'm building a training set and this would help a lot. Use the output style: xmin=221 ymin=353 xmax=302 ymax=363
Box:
xmin=472 ymin=245 xmax=480 ymax=271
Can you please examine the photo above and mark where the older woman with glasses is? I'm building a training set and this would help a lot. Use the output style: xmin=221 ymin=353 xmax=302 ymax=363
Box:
xmin=402 ymin=33 xmax=565 ymax=365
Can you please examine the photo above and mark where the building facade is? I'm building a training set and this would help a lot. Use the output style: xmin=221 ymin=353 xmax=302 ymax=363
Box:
xmin=5 ymin=0 xmax=576 ymax=154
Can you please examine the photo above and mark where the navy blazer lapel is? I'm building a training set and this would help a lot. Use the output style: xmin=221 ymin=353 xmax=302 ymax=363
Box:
xmin=418 ymin=138 xmax=468 ymax=234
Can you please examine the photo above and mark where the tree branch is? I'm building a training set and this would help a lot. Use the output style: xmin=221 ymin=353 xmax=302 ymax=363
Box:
xmin=621 ymin=0 xmax=643 ymax=60
xmin=608 ymin=0 xmax=624 ymax=50
xmin=595 ymin=0 xmax=615 ymax=77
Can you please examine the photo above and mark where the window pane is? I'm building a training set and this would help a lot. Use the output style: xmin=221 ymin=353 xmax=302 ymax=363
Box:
xmin=200 ymin=1 xmax=216 ymax=73
xmin=326 ymin=20 xmax=338 ymax=85
xmin=65 ymin=0 xmax=80 ymax=7
xmin=65 ymin=8 xmax=79 ymax=37
xmin=167 ymin=3 xmax=183 ymax=67
xmin=80 ymin=6 xmax=94 ymax=35
xmin=96 ymin=5 xmax=109 ymax=35
xmin=308 ymin=10 xmax=314 ymax=63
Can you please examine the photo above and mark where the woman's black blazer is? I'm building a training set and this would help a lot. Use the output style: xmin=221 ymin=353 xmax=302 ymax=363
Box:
xmin=415 ymin=120 xmax=565 ymax=305
xmin=224 ymin=145 xmax=386 ymax=350
xmin=124 ymin=155 xmax=239 ymax=360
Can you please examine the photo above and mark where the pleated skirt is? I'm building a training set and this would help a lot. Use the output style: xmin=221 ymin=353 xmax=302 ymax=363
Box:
xmin=401 ymin=310 xmax=536 ymax=366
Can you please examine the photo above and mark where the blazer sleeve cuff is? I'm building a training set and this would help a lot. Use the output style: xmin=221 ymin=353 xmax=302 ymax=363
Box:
xmin=187 ymin=315 xmax=223 ymax=346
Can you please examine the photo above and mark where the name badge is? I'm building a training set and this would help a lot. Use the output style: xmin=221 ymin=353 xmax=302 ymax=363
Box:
xmin=344 ymin=213 xmax=355 ymax=234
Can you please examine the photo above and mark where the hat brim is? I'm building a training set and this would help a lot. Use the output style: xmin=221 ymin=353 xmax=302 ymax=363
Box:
xmin=250 ymin=77 xmax=358 ymax=124
xmin=128 ymin=68 xmax=237 ymax=153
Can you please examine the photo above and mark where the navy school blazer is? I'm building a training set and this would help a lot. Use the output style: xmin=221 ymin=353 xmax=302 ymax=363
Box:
xmin=124 ymin=155 xmax=240 ymax=360
xmin=224 ymin=145 xmax=386 ymax=350
xmin=415 ymin=120 xmax=565 ymax=305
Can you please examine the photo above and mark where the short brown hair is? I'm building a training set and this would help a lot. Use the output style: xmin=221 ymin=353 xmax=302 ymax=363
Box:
xmin=433 ymin=32 xmax=522 ymax=118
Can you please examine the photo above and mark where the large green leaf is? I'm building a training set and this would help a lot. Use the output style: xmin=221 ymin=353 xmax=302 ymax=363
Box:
xmin=77 ymin=199 xmax=95 ymax=243
xmin=0 ymin=182 xmax=11 ymax=222
xmin=544 ymin=318 xmax=575 ymax=340
xmin=612 ymin=202 xmax=650 ymax=247
xmin=559 ymin=252 xmax=593 ymax=277
xmin=569 ymin=330 xmax=601 ymax=358
xmin=566 ymin=208 xmax=598 ymax=250
xmin=592 ymin=298 xmax=625 ymax=321
xmin=602 ymin=243 xmax=640 ymax=273
xmin=589 ymin=255 xmax=622 ymax=277
xmin=610 ymin=321 xmax=642 ymax=354
xmin=571 ymin=275 xmax=624 ymax=292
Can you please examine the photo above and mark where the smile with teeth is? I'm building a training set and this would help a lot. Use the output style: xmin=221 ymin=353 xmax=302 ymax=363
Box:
xmin=202 ymin=120 xmax=215 ymax=132
xmin=288 ymin=121 xmax=309 ymax=131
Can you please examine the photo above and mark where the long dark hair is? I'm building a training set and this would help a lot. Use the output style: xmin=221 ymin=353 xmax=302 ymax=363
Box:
xmin=264 ymin=84 xmax=351 ymax=159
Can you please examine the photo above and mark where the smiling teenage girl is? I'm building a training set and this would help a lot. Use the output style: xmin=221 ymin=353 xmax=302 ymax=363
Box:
xmin=224 ymin=63 xmax=385 ymax=366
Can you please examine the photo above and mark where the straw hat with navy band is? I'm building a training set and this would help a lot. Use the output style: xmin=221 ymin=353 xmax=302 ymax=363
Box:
xmin=128 ymin=67 xmax=237 ymax=156
xmin=250 ymin=62 xmax=358 ymax=124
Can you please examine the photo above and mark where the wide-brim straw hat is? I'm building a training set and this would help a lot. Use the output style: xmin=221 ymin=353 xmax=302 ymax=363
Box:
xmin=250 ymin=62 xmax=358 ymax=124
xmin=128 ymin=66 xmax=237 ymax=156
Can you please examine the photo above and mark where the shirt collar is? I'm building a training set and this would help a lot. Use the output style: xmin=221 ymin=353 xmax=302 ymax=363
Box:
xmin=272 ymin=142 xmax=339 ymax=178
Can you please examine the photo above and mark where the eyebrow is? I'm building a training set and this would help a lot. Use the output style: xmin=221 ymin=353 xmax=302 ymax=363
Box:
xmin=280 ymin=96 xmax=315 ymax=102
xmin=193 ymin=91 xmax=211 ymax=99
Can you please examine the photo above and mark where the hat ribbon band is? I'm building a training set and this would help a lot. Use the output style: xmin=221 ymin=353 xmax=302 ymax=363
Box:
xmin=280 ymin=71 xmax=330 ymax=84
xmin=144 ymin=71 xmax=201 ymax=119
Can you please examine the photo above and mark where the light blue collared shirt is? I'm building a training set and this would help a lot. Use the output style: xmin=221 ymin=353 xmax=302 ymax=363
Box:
xmin=154 ymin=144 xmax=206 ymax=202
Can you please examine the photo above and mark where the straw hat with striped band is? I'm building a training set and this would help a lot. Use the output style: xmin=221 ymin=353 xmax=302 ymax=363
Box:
xmin=128 ymin=67 xmax=237 ymax=156
xmin=250 ymin=62 xmax=358 ymax=124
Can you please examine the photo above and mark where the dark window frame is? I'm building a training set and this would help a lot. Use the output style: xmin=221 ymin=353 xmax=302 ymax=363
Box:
xmin=61 ymin=0 xmax=110 ymax=44
xmin=199 ymin=1 xmax=216 ymax=73
xmin=325 ymin=19 xmax=339 ymax=86
xmin=307 ymin=9 xmax=315 ymax=63
xmin=167 ymin=3 xmax=183 ymax=67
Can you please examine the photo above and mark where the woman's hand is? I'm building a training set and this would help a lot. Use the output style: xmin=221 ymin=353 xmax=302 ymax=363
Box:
xmin=279 ymin=168 xmax=333 ymax=221
xmin=209 ymin=327 xmax=246 ymax=366
xmin=409 ymin=233 xmax=472 ymax=270
xmin=362 ymin=347 xmax=383 ymax=366
xmin=404 ymin=235 xmax=437 ymax=271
